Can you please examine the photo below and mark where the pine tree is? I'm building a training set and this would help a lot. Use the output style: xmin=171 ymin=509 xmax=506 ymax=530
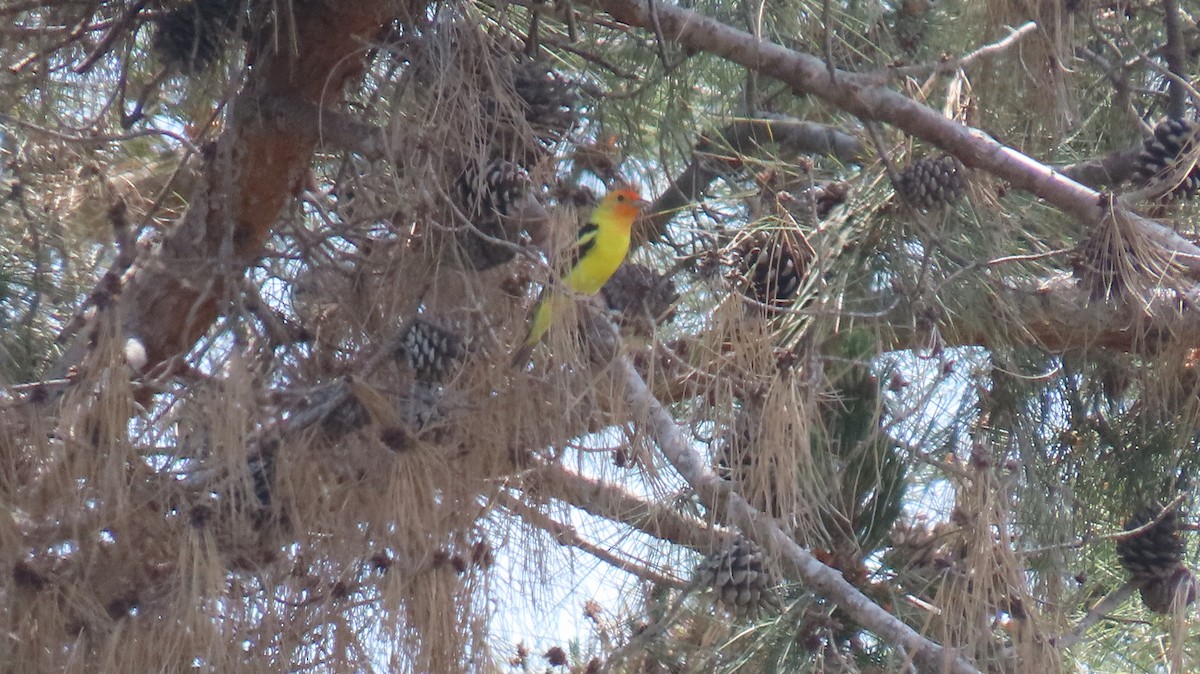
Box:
xmin=0 ymin=1 xmax=1197 ymax=673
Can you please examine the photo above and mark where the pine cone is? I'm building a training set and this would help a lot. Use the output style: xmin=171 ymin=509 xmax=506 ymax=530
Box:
xmin=1132 ymin=118 xmax=1200 ymax=201
xmin=153 ymin=0 xmax=246 ymax=73
xmin=1139 ymin=566 xmax=1197 ymax=614
xmin=896 ymin=155 xmax=967 ymax=210
xmin=1069 ymin=201 xmax=1171 ymax=303
xmin=777 ymin=182 xmax=849 ymax=223
xmin=571 ymin=136 xmax=622 ymax=183
xmin=476 ymin=57 xmax=579 ymax=166
xmin=512 ymin=60 xmax=579 ymax=148
xmin=884 ymin=518 xmax=963 ymax=594
xmin=733 ymin=232 xmax=807 ymax=305
xmin=600 ymin=263 xmax=678 ymax=336
xmin=546 ymin=182 xmax=597 ymax=215
xmin=382 ymin=382 xmax=449 ymax=451
xmin=455 ymin=158 xmax=528 ymax=220
xmin=396 ymin=318 xmax=469 ymax=383
xmin=1116 ymin=505 xmax=1187 ymax=581
xmin=694 ymin=536 xmax=782 ymax=616
xmin=887 ymin=519 xmax=945 ymax=569
xmin=714 ymin=412 xmax=755 ymax=483
xmin=246 ymin=447 xmax=275 ymax=509
xmin=453 ymin=157 xmax=532 ymax=269
xmin=320 ymin=390 xmax=371 ymax=441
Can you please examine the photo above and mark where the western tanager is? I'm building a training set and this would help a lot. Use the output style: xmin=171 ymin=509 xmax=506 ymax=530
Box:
xmin=511 ymin=187 xmax=650 ymax=366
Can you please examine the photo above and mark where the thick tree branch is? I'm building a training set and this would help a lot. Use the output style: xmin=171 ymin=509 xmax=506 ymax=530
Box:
xmin=50 ymin=2 xmax=397 ymax=380
xmin=1162 ymin=0 xmax=1188 ymax=120
xmin=624 ymin=271 xmax=1200 ymax=391
xmin=594 ymin=0 xmax=1200 ymax=278
xmin=638 ymin=114 xmax=863 ymax=246
xmin=527 ymin=462 xmax=731 ymax=554
xmin=256 ymin=95 xmax=393 ymax=162
xmin=886 ymin=273 xmax=1200 ymax=354
xmin=613 ymin=356 xmax=983 ymax=674
xmin=1055 ymin=142 xmax=1145 ymax=189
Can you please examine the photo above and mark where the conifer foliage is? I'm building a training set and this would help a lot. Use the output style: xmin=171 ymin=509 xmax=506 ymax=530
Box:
xmin=1 ymin=1 xmax=1199 ymax=673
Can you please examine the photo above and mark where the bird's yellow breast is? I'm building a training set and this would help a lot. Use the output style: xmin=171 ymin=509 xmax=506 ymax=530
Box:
xmin=565 ymin=227 xmax=631 ymax=295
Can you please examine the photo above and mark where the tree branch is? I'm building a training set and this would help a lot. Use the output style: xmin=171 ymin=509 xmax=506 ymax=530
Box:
xmin=1054 ymin=142 xmax=1145 ymax=189
xmin=612 ymin=355 xmax=983 ymax=674
xmin=255 ymin=95 xmax=393 ymax=162
xmin=1050 ymin=580 xmax=1140 ymax=650
xmin=878 ymin=21 xmax=1039 ymax=82
xmin=1162 ymin=0 xmax=1188 ymax=120
xmin=527 ymin=462 xmax=732 ymax=553
xmin=49 ymin=2 xmax=396 ymax=381
xmin=887 ymin=273 xmax=1200 ymax=354
xmin=638 ymin=114 xmax=863 ymax=246
xmin=498 ymin=491 xmax=691 ymax=590
xmin=593 ymin=0 xmax=1200 ymax=278
xmin=629 ymin=264 xmax=1200 ymax=387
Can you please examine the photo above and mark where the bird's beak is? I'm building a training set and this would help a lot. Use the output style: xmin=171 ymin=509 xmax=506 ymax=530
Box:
xmin=633 ymin=197 xmax=652 ymax=210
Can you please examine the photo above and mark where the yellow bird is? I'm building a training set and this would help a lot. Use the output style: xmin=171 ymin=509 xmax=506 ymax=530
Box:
xmin=511 ymin=187 xmax=650 ymax=366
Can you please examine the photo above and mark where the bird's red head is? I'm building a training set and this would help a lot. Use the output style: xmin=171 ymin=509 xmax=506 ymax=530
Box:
xmin=601 ymin=187 xmax=651 ymax=224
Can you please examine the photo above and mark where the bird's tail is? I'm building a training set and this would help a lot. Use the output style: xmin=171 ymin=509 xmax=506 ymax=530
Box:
xmin=509 ymin=342 xmax=536 ymax=368
xmin=510 ymin=294 xmax=558 ymax=367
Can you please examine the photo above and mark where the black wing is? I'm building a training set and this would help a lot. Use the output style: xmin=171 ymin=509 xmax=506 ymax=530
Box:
xmin=568 ymin=222 xmax=599 ymax=270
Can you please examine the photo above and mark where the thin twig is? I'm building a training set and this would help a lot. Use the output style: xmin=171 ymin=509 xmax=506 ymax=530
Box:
xmin=737 ymin=291 xmax=900 ymax=319
xmin=73 ymin=0 xmax=148 ymax=74
xmin=864 ymin=120 xmax=903 ymax=186
xmin=636 ymin=114 xmax=863 ymax=245
xmin=1106 ymin=496 xmax=1187 ymax=543
xmin=1137 ymin=53 xmax=1200 ymax=111
xmin=600 ymin=575 xmax=705 ymax=674
xmin=646 ymin=0 xmax=672 ymax=71
xmin=8 ymin=8 xmax=99 ymax=73
xmin=1074 ymin=46 xmax=1143 ymax=135
xmin=1051 ymin=580 xmax=1141 ymax=650
xmin=875 ymin=22 xmax=1038 ymax=83
xmin=0 ymin=112 xmax=200 ymax=155
xmin=822 ymin=0 xmax=836 ymax=84
xmin=1022 ymin=497 xmax=1187 ymax=558
xmin=985 ymin=249 xmax=1073 ymax=267
xmin=540 ymin=34 xmax=640 ymax=80
xmin=499 ymin=491 xmax=690 ymax=589
xmin=558 ymin=0 xmax=578 ymax=41
xmin=529 ymin=461 xmax=732 ymax=553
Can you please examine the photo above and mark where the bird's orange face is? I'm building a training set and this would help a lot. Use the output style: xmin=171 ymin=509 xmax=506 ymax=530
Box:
xmin=607 ymin=188 xmax=650 ymax=221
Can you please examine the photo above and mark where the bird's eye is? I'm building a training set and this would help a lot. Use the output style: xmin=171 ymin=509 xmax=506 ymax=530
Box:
xmin=616 ymin=194 xmax=626 ymax=201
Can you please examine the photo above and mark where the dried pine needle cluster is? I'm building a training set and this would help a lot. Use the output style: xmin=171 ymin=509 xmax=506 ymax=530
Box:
xmin=4 ymin=0 xmax=1200 ymax=673
xmin=0 ymin=11 xmax=591 ymax=674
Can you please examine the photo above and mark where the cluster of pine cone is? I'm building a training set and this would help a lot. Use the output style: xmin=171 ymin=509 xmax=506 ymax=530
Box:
xmin=452 ymin=157 xmax=539 ymax=270
xmin=1132 ymin=117 xmax=1199 ymax=201
xmin=153 ymin=0 xmax=249 ymax=73
xmin=693 ymin=536 xmax=782 ymax=617
xmin=732 ymin=232 xmax=808 ymax=306
xmin=600 ymin=263 xmax=678 ymax=337
xmin=453 ymin=59 xmax=579 ymax=269
xmin=386 ymin=317 xmax=473 ymax=449
xmin=397 ymin=317 xmax=470 ymax=384
xmin=1116 ymin=504 xmax=1196 ymax=614
xmin=895 ymin=154 xmax=967 ymax=211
